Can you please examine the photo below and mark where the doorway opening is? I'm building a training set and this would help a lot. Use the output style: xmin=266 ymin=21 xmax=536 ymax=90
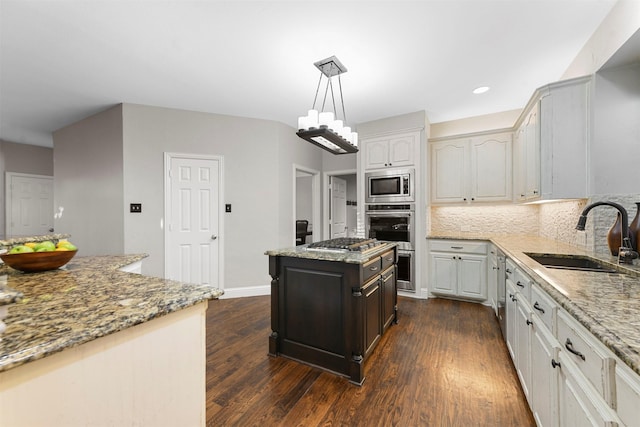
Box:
xmin=293 ymin=166 xmax=320 ymax=246
xmin=323 ymin=169 xmax=357 ymax=241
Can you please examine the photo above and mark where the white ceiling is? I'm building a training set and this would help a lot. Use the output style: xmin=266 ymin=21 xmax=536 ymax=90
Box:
xmin=0 ymin=0 xmax=618 ymax=148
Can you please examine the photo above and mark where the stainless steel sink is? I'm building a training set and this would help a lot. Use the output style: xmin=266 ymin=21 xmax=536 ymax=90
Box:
xmin=524 ymin=253 xmax=620 ymax=273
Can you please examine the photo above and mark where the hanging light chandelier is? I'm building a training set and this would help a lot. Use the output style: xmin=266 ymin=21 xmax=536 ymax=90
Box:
xmin=296 ymin=55 xmax=358 ymax=155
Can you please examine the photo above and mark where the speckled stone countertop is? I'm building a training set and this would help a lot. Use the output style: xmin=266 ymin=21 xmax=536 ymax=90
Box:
xmin=428 ymin=233 xmax=640 ymax=376
xmin=0 ymin=254 xmax=223 ymax=373
xmin=265 ymin=241 xmax=398 ymax=264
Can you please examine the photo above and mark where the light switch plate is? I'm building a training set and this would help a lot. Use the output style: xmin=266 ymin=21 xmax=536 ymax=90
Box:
xmin=225 ymin=204 xmax=231 ymax=213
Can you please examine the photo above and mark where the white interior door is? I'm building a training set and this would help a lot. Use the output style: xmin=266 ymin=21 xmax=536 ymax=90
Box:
xmin=330 ymin=176 xmax=347 ymax=238
xmin=165 ymin=155 xmax=221 ymax=286
xmin=5 ymin=173 xmax=53 ymax=237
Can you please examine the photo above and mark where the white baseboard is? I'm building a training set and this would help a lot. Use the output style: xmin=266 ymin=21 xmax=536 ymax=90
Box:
xmin=218 ymin=285 xmax=270 ymax=299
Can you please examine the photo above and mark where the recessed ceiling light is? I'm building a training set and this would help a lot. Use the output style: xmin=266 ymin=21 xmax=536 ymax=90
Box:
xmin=473 ymin=86 xmax=490 ymax=94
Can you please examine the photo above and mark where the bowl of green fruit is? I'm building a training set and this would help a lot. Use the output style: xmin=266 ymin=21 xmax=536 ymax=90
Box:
xmin=0 ymin=240 xmax=77 ymax=272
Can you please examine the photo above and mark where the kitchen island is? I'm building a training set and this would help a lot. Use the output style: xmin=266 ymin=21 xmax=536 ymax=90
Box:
xmin=0 ymin=253 xmax=223 ymax=426
xmin=266 ymin=238 xmax=397 ymax=385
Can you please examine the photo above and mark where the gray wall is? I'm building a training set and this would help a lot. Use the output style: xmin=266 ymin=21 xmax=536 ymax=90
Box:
xmin=120 ymin=103 xmax=322 ymax=289
xmin=52 ymin=104 xmax=125 ymax=256
xmin=591 ymin=62 xmax=640 ymax=195
xmin=0 ymin=140 xmax=54 ymax=238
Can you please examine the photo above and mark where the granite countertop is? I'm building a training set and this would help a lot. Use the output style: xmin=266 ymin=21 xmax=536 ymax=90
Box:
xmin=428 ymin=233 xmax=640 ymax=376
xmin=265 ymin=241 xmax=398 ymax=264
xmin=0 ymin=254 xmax=223 ymax=373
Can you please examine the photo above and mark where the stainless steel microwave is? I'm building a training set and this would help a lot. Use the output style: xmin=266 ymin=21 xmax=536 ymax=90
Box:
xmin=365 ymin=168 xmax=414 ymax=203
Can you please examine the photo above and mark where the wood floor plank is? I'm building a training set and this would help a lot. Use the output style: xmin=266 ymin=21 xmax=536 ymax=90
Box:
xmin=206 ymin=296 xmax=535 ymax=427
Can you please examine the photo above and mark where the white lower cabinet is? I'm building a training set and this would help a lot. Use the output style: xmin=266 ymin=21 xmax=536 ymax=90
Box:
xmin=615 ymin=361 xmax=640 ymax=427
xmin=531 ymin=319 xmax=559 ymax=427
xmin=504 ymin=258 xmax=630 ymax=427
xmin=429 ymin=240 xmax=487 ymax=301
xmin=557 ymin=352 xmax=620 ymax=427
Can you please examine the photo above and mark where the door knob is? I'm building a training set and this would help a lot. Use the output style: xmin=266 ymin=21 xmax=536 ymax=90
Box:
xmin=211 ymin=235 xmax=218 ymax=240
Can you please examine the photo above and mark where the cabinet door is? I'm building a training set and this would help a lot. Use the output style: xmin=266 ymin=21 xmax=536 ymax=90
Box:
xmin=531 ymin=320 xmax=559 ymax=427
xmin=524 ymin=105 xmax=540 ymax=200
xmin=429 ymin=253 xmax=458 ymax=296
xmin=506 ymin=280 xmax=518 ymax=360
xmin=457 ymin=254 xmax=487 ymax=300
xmin=470 ymin=134 xmax=512 ymax=202
xmin=516 ymin=299 xmax=533 ymax=402
xmin=364 ymin=140 xmax=389 ymax=169
xmin=513 ymin=125 xmax=527 ymax=202
xmin=431 ymin=140 xmax=469 ymax=203
xmin=557 ymin=353 xmax=620 ymax=427
xmin=363 ymin=277 xmax=382 ymax=358
xmin=388 ymin=135 xmax=415 ymax=167
xmin=381 ymin=267 xmax=396 ymax=332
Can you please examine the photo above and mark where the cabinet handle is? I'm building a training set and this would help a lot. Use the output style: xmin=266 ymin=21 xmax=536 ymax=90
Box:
xmin=471 ymin=198 xmax=475 ymax=201
xmin=506 ymin=268 xmax=512 ymax=274
xmin=564 ymin=338 xmax=586 ymax=361
xmin=492 ymin=266 xmax=499 ymax=270
xmin=551 ymin=359 xmax=561 ymax=369
xmin=450 ymin=246 xmax=464 ymax=249
xmin=385 ymin=257 xmax=394 ymax=262
xmin=520 ymin=194 xmax=525 ymax=197
xmin=369 ymin=266 xmax=379 ymax=272
xmin=526 ymin=319 xmax=532 ymax=326
xmin=533 ymin=301 xmax=545 ymax=314
xmin=533 ymin=190 xmax=539 ymax=194
xmin=463 ymin=198 xmax=467 ymax=201
xmin=516 ymin=281 xmax=524 ymax=288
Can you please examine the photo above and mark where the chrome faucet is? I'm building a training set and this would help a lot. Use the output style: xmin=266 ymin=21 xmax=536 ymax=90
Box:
xmin=576 ymin=201 xmax=638 ymax=264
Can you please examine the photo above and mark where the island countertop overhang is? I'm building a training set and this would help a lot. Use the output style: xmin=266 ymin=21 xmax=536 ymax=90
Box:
xmin=0 ymin=254 xmax=223 ymax=373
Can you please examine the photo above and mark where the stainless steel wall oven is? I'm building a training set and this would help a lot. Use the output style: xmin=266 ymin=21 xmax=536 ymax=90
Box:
xmin=365 ymin=204 xmax=415 ymax=292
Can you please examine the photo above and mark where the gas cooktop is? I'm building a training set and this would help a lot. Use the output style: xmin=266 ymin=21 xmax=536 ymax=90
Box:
xmin=305 ymin=237 xmax=384 ymax=253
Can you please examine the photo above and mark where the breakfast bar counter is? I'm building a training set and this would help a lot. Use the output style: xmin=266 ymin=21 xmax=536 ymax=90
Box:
xmin=0 ymin=254 xmax=223 ymax=426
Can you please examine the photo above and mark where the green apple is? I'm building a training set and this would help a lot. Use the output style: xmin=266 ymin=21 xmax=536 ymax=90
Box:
xmin=9 ymin=245 xmax=35 ymax=254
xmin=34 ymin=241 xmax=56 ymax=252
xmin=56 ymin=241 xmax=77 ymax=251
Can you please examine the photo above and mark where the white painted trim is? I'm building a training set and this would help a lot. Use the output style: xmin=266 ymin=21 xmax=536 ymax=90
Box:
xmin=5 ymin=172 xmax=54 ymax=237
xmin=219 ymin=285 xmax=271 ymax=299
xmin=322 ymin=169 xmax=357 ymax=241
xmin=292 ymin=164 xmax=321 ymax=246
xmin=163 ymin=152 xmax=225 ymax=291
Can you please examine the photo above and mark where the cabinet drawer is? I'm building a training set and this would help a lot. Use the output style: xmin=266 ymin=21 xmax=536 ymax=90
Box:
xmin=362 ymin=256 xmax=382 ymax=283
xmin=557 ymin=310 xmax=615 ymax=403
xmin=530 ymin=285 xmax=556 ymax=333
xmin=513 ymin=268 xmax=532 ymax=302
xmin=380 ymin=249 xmax=395 ymax=271
xmin=430 ymin=240 xmax=487 ymax=255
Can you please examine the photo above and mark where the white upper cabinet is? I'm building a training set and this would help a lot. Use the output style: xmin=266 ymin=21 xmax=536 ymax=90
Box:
xmin=363 ymin=133 xmax=417 ymax=170
xmin=430 ymin=131 xmax=512 ymax=204
xmin=514 ymin=75 xmax=591 ymax=202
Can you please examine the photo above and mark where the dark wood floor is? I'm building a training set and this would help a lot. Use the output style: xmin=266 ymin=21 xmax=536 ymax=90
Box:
xmin=206 ymin=296 xmax=535 ymax=427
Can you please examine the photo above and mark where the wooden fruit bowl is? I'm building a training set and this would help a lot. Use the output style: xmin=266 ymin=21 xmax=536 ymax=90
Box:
xmin=0 ymin=250 xmax=77 ymax=273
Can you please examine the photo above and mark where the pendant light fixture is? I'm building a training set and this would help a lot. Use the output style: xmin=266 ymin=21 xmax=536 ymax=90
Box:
xmin=296 ymin=56 xmax=358 ymax=155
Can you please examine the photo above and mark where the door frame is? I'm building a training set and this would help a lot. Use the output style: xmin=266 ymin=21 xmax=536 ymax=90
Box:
xmin=163 ymin=152 xmax=225 ymax=289
xmin=5 ymin=172 xmax=54 ymax=238
xmin=292 ymin=165 xmax=320 ymax=246
xmin=323 ymin=169 xmax=357 ymax=240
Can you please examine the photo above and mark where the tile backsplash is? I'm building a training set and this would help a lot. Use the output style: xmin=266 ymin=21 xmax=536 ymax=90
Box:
xmin=430 ymin=196 xmax=640 ymax=255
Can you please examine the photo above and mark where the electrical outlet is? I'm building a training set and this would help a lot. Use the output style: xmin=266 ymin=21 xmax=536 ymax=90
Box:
xmin=130 ymin=203 xmax=142 ymax=213
xmin=225 ymin=204 xmax=232 ymax=213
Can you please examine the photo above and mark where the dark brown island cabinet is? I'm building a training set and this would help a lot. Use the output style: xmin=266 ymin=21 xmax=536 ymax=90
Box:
xmin=266 ymin=239 xmax=398 ymax=385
